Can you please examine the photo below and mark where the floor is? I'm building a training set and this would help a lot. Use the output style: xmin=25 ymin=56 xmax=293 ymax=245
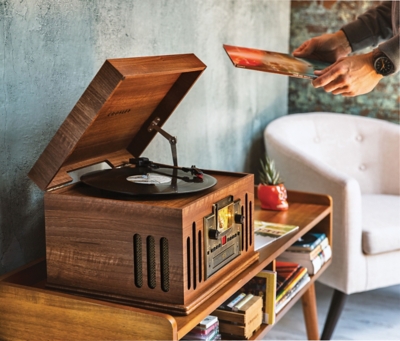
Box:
xmin=263 ymin=282 xmax=400 ymax=340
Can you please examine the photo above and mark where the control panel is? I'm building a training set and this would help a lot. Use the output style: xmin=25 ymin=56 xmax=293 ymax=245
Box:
xmin=203 ymin=195 xmax=244 ymax=279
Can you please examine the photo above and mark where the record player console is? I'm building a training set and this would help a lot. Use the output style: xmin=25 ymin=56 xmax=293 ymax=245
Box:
xmin=29 ymin=54 xmax=258 ymax=315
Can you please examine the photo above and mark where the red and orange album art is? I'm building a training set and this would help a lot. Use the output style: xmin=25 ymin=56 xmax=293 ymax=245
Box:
xmin=223 ymin=44 xmax=331 ymax=80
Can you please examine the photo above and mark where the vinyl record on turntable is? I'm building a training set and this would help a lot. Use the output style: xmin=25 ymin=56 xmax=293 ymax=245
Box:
xmin=80 ymin=166 xmax=217 ymax=196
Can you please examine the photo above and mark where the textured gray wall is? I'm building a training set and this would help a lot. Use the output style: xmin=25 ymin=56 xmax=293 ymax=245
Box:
xmin=0 ymin=0 xmax=290 ymax=275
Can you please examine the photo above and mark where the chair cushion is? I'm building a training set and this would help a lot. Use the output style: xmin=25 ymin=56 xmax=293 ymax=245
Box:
xmin=362 ymin=195 xmax=400 ymax=255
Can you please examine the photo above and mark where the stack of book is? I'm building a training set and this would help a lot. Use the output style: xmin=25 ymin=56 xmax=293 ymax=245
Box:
xmin=277 ymin=232 xmax=332 ymax=275
xmin=182 ymin=315 xmax=220 ymax=341
xmin=275 ymin=261 xmax=310 ymax=314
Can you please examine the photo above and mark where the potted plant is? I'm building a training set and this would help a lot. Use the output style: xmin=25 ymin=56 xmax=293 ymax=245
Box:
xmin=258 ymin=156 xmax=288 ymax=211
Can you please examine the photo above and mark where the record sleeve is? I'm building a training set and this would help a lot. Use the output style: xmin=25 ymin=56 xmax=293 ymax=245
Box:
xmin=223 ymin=44 xmax=331 ymax=80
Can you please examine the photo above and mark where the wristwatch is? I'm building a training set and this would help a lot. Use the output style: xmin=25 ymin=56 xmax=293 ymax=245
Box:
xmin=373 ymin=49 xmax=394 ymax=76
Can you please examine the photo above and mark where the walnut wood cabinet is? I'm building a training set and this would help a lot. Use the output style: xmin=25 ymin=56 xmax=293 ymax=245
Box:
xmin=0 ymin=190 xmax=332 ymax=340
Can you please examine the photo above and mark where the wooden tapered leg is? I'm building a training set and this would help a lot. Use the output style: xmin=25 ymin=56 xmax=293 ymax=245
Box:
xmin=321 ymin=289 xmax=348 ymax=340
xmin=302 ymin=282 xmax=319 ymax=340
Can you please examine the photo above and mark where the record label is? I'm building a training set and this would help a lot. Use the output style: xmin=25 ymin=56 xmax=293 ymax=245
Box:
xmin=127 ymin=173 xmax=171 ymax=185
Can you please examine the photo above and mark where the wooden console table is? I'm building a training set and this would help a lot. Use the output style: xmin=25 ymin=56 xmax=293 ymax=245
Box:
xmin=0 ymin=190 xmax=331 ymax=340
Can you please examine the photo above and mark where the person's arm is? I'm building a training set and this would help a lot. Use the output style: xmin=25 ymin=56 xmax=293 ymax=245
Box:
xmin=341 ymin=1 xmax=393 ymax=52
xmin=295 ymin=2 xmax=397 ymax=96
xmin=341 ymin=1 xmax=398 ymax=73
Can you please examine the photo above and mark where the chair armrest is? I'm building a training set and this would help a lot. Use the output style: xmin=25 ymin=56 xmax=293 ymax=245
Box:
xmin=265 ymin=134 xmax=367 ymax=293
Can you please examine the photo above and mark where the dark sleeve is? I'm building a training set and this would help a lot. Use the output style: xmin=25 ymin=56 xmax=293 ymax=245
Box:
xmin=341 ymin=1 xmax=392 ymax=51
xmin=341 ymin=1 xmax=399 ymax=73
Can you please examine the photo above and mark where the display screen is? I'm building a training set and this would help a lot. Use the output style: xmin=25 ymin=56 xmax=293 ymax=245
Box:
xmin=217 ymin=203 xmax=234 ymax=232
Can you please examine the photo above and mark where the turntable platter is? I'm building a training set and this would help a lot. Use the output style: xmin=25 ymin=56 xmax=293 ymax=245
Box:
xmin=80 ymin=166 xmax=217 ymax=196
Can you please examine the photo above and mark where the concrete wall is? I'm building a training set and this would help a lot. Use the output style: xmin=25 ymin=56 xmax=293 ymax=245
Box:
xmin=0 ymin=0 xmax=290 ymax=275
xmin=289 ymin=0 xmax=399 ymax=123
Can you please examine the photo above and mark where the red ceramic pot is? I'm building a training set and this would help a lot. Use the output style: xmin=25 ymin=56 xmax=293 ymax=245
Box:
xmin=257 ymin=183 xmax=289 ymax=211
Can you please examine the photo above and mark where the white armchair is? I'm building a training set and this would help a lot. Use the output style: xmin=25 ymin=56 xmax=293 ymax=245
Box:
xmin=264 ymin=112 xmax=400 ymax=339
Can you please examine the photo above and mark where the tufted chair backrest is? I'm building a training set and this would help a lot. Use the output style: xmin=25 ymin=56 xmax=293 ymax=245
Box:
xmin=265 ymin=113 xmax=400 ymax=195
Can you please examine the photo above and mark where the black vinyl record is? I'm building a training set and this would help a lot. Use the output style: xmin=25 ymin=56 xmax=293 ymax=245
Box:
xmin=80 ymin=166 xmax=217 ymax=196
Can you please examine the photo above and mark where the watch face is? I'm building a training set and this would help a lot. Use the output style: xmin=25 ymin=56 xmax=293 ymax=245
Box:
xmin=374 ymin=56 xmax=394 ymax=76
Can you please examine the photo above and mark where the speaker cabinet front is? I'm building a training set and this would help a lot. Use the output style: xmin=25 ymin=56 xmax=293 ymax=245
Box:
xmin=45 ymin=171 xmax=257 ymax=315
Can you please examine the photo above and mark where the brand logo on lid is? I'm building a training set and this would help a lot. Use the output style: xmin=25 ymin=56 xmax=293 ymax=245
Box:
xmin=107 ymin=108 xmax=131 ymax=117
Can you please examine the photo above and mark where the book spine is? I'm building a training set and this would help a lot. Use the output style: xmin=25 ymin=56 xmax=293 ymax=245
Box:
xmin=263 ymin=271 xmax=276 ymax=325
xmin=322 ymin=244 xmax=332 ymax=262
xmin=190 ymin=321 xmax=219 ymax=336
xmin=232 ymin=294 xmax=253 ymax=311
xmin=226 ymin=293 xmax=246 ymax=310
xmin=308 ymin=255 xmax=323 ymax=274
xmin=280 ymin=256 xmax=322 ymax=275
xmin=275 ymin=275 xmax=310 ymax=314
xmin=198 ymin=315 xmax=218 ymax=329
xmin=307 ymin=236 xmax=329 ymax=258
xmin=276 ymin=267 xmax=307 ymax=301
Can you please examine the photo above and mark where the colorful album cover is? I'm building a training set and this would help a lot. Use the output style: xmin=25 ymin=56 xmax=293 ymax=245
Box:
xmin=223 ymin=44 xmax=331 ymax=80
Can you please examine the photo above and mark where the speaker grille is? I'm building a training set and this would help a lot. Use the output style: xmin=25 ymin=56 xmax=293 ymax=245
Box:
xmin=133 ymin=234 xmax=171 ymax=292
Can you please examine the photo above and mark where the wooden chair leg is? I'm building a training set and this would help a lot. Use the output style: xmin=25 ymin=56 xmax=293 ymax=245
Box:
xmin=301 ymin=282 xmax=319 ymax=340
xmin=321 ymin=289 xmax=348 ymax=340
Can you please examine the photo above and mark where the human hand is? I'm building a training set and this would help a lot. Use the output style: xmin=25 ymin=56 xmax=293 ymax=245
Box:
xmin=312 ymin=52 xmax=383 ymax=97
xmin=293 ymin=30 xmax=352 ymax=63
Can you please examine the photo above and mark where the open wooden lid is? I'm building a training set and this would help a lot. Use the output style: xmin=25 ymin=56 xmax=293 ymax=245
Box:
xmin=29 ymin=54 xmax=206 ymax=191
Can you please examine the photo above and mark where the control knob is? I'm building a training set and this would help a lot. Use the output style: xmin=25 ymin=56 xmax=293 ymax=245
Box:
xmin=234 ymin=214 xmax=245 ymax=224
xmin=208 ymin=229 xmax=220 ymax=240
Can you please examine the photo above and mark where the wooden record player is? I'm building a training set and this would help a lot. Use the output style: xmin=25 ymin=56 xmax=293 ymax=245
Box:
xmin=29 ymin=54 xmax=258 ymax=315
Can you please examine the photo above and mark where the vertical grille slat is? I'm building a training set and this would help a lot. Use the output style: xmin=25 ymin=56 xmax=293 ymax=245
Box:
xmin=147 ymin=236 xmax=156 ymax=289
xmin=192 ymin=223 xmax=197 ymax=290
xmin=187 ymin=237 xmax=191 ymax=290
xmin=245 ymin=193 xmax=249 ymax=251
xmin=133 ymin=234 xmax=143 ymax=288
xmin=249 ymin=200 xmax=253 ymax=246
xmin=160 ymin=237 xmax=170 ymax=292
xmin=198 ymin=230 xmax=202 ymax=283
xmin=241 ymin=204 xmax=245 ymax=251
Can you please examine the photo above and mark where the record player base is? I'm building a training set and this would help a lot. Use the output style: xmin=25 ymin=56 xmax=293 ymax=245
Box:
xmin=44 ymin=170 xmax=256 ymax=316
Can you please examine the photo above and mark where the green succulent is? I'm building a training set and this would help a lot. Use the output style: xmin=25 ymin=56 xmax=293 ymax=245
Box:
xmin=259 ymin=156 xmax=283 ymax=185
